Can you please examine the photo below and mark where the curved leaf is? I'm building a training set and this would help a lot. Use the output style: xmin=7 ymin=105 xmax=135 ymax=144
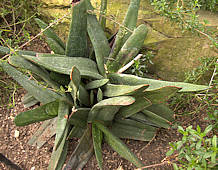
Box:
xmin=117 ymin=95 xmax=151 ymax=118
xmin=14 ymin=101 xmax=59 ymax=126
xmin=88 ymin=96 xmax=135 ymax=122
xmin=108 ymin=73 xmax=208 ymax=92
xmin=48 ymin=124 xmax=69 ymax=170
xmin=77 ymin=84 xmax=90 ymax=106
xmin=111 ymin=119 xmax=156 ymax=141
xmin=103 ymin=84 xmax=149 ymax=97
xmin=85 ymin=79 xmax=109 ymax=90
xmin=64 ymin=127 xmax=93 ymax=170
xmin=95 ymin=121 xmax=144 ymax=168
xmin=54 ymin=101 xmax=70 ymax=150
xmin=107 ymin=24 xmax=148 ymax=72
xmin=22 ymin=55 xmax=104 ymax=79
xmin=46 ymin=37 xmax=65 ymax=55
xmin=69 ymin=66 xmax=81 ymax=106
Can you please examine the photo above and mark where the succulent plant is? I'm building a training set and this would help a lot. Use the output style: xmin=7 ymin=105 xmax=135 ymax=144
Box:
xmin=0 ymin=0 xmax=208 ymax=169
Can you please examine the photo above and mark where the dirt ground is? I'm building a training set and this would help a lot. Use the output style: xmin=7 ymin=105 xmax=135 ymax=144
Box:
xmin=0 ymin=40 xmax=212 ymax=170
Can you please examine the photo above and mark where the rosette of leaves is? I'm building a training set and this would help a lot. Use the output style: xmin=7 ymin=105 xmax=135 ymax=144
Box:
xmin=0 ymin=0 xmax=208 ymax=169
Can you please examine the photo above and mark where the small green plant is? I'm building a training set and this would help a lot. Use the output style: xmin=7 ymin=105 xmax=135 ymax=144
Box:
xmin=149 ymin=0 xmax=217 ymax=47
xmin=0 ymin=0 xmax=208 ymax=169
xmin=167 ymin=125 xmax=217 ymax=169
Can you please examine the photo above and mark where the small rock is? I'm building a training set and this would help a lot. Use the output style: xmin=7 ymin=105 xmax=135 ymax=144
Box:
xmin=14 ymin=130 xmax=20 ymax=138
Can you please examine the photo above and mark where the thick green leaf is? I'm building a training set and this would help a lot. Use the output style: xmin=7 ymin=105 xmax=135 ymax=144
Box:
xmin=49 ymin=72 xmax=70 ymax=85
xmin=141 ymin=109 xmax=171 ymax=129
xmin=28 ymin=118 xmax=57 ymax=148
xmin=146 ymin=104 xmax=174 ymax=122
xmin=103 ymin=84 xmax=149 ymax=97
xmin=88 ymin=96 xmax=135 ymax=122
xmin=22 ymin=55 xmax=104 ymax=79
xmin=117 ymin=86 xmax=180 ymax=118
xmin=92 ymin=123 xmax=103 ymax=170
xmin=144 ymin=86 xmax=181 ymax=104
xmin=86 ymin=0 xmax=110 ymax=76
xmin=67 ymin=125 xmax=85 ymax=139
xmin=95 ymin=121 xmax=144 ymax=168
xmin=111 ymin=119 xmax=156 ymax=141
xmin=68 ymin=108 xmax=90 ymax=128
xmin=97 ymin=88 xmax=103 ymax=102
xmin=22 ymin=93 xmax=39 ymax=108
xmin=69 ymin=66 xmax=81 ymax=106
xmin=108 ymin=24 xmax=148 ymax=72
xmin=108 ymin=73 xmax=208 ymax=92
xmin=14 ymin=101 xmax=59 ymax=126
xmin=90 ymin=90 xmax=94 ymax=106
xmin=35 ymin=18 xmax=65 ymax=50
xmin=77 ymin=84 xmax=90 ymax=106
xmin=54 ymin=101 xmax=70 ymax=150
xmin=106 ymin=0 xmax=141 ymax=65
xmin=66 ymin=0 xmax=87 ymax=57
xmin=64 ymin=127 xmax=94 ymax=170
xmin=85 ymin=79 xmax=109 ymax=90
xmin=48 ymin=124 xmax=69 ymax=170
xmin=46 ymin=37 xmax=65 ymax=55
xmin=117 ymin=95 xmax=151 ymax=118
xmin=9 ymin=55 xmax=59 ymax=89
xmin=129 ymin=112 xmax=160 ymax=127
xmin=1 ymin=61 xmax=61 ymax=104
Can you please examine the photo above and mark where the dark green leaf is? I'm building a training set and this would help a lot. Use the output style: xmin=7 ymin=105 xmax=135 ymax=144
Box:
xmin=92 ymin=123 xmax=103 ymax=170
xmin=66 ymin=0 xmax=87 ymax=57
xmin=48 ymin=124 xmax=69 ymax=170
xmin=97 ymin=88 xmax=103 ymax=102
xmin=107 ymin=24 xmax=148 ymax=72
xmin=77 ymin=84 xmax=90 ymax=106
xmin=64 ymin=127 xmax=94 ymax=170
xmin=46 ymin=37 xmax=65 ymax=55
xmin=95 ymin=121 xmax=144 ymax=168
xmin=54 ymin=101 xmax=70 ymax=150
xmin=85 ymin=79 xmax=109 ymax=90
xmin=14 ymin=101 xmax=59 ymax=126
xmin=88 ymin=96 xmax=135 ymax=122
xmin=111 ymin=119 xmax=156 ymax=141
xmin=69 ymin=66 xmax=81 ymax=105
xmin=103 ymin=84 xmax=149 ymax=97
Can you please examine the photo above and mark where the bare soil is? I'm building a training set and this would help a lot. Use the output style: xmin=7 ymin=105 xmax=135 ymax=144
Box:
xmin=0 ymin=39 xmax=212 ymax=170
